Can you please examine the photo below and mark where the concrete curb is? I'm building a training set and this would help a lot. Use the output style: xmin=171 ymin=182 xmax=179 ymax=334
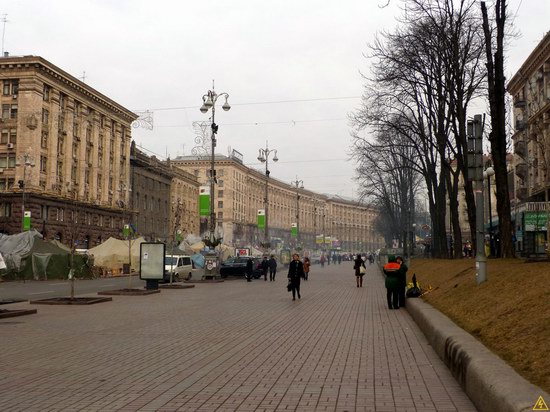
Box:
xmin=407 ymin=298 xmax=549 ymax=412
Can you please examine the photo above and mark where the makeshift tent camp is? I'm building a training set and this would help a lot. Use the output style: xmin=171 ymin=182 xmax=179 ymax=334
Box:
xmin=88 ymin=237 xmax=129 ymax=271
xmin=0 ymin=230 xmax=91 ymax=280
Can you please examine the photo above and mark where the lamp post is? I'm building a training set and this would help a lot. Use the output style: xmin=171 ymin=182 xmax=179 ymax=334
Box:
xmin=118 ymin=183 xmax=133 ymax=283
xmin=484 ymin=166 xmax=495 ymax=257
xmin=16 ymin=153 xmax=35 ymax=232
xmin=291 ymin=177 xmax=304 ymax=246
xmin=199 ymin=85 xmax=231 ymax=244
xmin=257 ymin=142 xmax=278 ymax=248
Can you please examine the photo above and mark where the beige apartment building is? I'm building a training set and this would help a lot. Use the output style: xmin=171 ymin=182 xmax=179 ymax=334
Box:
xmin=508 ymin=32 xmax=550 ymax=255
xmin=0 ymin=55 xmax=137 ymax=246
xmin=171 ymin=152 xmax=382 ymax=251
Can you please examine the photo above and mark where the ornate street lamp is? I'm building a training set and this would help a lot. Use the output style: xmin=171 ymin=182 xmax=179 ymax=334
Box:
xmin=257 ymin=142 xmax=278 ymax=248
xmin=16 ymin=153 xmax=35 ymax=232
xmin=199 ymin=85 xmax=230 ymax=244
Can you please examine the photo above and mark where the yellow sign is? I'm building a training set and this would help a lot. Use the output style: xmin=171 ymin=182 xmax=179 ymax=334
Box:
xmin=533 ymin=396 xmax=549 ymax=411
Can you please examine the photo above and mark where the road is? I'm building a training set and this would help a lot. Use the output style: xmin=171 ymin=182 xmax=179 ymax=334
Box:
xmin=0 ymin=263 xmax=476 ymax=411
xmin=0 ymin=275 xmax=146 ymax=301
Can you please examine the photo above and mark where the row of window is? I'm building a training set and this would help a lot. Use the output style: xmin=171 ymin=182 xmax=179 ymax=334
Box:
xmin=3 ymin=80 xmax=19 ymax=96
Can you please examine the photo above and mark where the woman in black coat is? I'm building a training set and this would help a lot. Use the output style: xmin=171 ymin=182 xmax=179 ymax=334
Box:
xmin=287 ymin=253 xmax=305 ymax=300
xmin=353 ymin=254 xmax=366 ymax=288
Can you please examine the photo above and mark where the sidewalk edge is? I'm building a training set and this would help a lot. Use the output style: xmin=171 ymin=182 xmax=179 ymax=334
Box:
xmin=407 ymin=298 xmax=549 ymax=412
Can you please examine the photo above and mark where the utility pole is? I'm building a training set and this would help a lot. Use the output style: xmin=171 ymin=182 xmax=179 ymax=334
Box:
xmin=291 ymin=178 xmax=304 ymax=246
xmin=468 ymin=114 xmax=487 ymax=284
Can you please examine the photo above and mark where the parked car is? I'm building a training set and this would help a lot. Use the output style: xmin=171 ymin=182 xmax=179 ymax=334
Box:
xmin=220 ymin=257 xmax=263 ymax=279
xmin=163 ymin=255 xmax=194 ymax=282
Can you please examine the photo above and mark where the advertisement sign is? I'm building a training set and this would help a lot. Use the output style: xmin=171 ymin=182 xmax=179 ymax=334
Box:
xmin=525 ymin=212 xmax=548 ymax=231
xmin=316 ymin=235 xmax=324 ymax=245
xmin=235 ymin=248 xmax=250 ymax=257
xmin=291 ymin=222 xmax=297 ymax=237
xmin=23 ymin=211 xmax=31 ymax=231
xmin=324 ymin=236 xmax=332 ymax=244
xmin=139 ymin=242 xmax=165 ymax=280
xmin=199 ymin=186 xmax=210 ymax=217
xmin=257 ymin=209 xmax=265 ymax=229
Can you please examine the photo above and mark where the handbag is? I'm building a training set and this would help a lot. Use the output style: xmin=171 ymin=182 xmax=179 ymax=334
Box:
xmin=287 ymin=280 xmax=293 ymax=292
xmin=359 ymin=265 xmax=366 ymax=275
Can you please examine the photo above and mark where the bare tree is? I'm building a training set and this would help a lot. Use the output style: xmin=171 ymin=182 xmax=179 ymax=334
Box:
xmin=481 ymin=0 xmax=514 ymax=257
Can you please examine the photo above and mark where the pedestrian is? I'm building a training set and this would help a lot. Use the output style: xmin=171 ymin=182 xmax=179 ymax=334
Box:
xmin=327 ymin=253 xmax=330 ymax=266
xmin=246 ymin=257 xmax=253 ymax=282
xmin=395 ymin=255 xmax=407 ymax=308
xmin=369 ymin=254 xmax=374 ymax=265
xmin=269 ymin=255 xmax=277 ymax=281
xmin=353 ymin=253 xmax=366 ymax=288
xmin=337 ymin=254 xmax=342 ymax=264
xmin=332 ymin=254 xmax=337 ymax=265
xmin=383 ymin=255 xmax=401 ymax=309
xmin=303 ymin=256 xmax=311 ymax=281
xmin=287 ymin=253 xmax=305 ymax=300
xmin=261 ymin=256 xmax=269 ymax=281
xmin=320 ymin=254 xmax=325 ymax=267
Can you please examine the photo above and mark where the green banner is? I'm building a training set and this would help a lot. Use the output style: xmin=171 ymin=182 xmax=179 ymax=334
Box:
xmin=23 ymin=211 xmax=31 ymax=231
xmin=199 ymin=186 xmax=210 ymax=217
xmin=291 ymin=223 xmax=297 ymax=237
xmin=525 ymin=211 xmax=548 ymax=231
xmin=123 ymin=224 xmax=130 ymax=238
xmin=257 ymin=209 xmax=265 ymax=229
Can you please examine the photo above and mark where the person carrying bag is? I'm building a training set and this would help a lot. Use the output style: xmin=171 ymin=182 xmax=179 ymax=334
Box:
xmin=353 ymin=254 xmax=366 ymax=288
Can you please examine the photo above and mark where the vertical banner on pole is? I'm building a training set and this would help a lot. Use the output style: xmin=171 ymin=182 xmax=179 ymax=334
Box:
xmin=23 ymin=211 xmax=31 ymax=231
xmin=199 ymin=186 xmax=210 ymax=217
xmin=291 ymin=223 xmax=297 ymax=237
xmin=123 ymin=224 xmax=130 ymax=238
xmin=257 ymin=209 xmax=265 ymax=229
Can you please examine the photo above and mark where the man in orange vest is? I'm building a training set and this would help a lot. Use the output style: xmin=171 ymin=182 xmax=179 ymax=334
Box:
xmin=383 ymin=255 xmax=401 ymax=309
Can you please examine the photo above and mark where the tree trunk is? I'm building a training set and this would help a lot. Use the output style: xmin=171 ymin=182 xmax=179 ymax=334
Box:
xmin=481 ymin=0 xmax=515 ymax=258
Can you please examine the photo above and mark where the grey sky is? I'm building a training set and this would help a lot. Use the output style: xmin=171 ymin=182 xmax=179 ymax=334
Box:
xmin=3 ymin=0 xmax=548 ymax=198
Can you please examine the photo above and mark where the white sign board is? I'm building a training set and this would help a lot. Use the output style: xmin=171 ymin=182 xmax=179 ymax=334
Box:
xmin=139 ymin=243 xmax=165 ymax=280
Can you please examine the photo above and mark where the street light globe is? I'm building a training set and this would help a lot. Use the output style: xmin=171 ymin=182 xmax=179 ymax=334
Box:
xmin=222 ymin=101 xmax=231 ymax=111
xmin=273 ymin=156 xmax=278 ymax=162
xmin=486 ymin=166 xmax=495 ymax=176
xmin=200 ymin=104 xmax=208 ymax=113
xmin=204 ymin=95 xmax=214 ymax=108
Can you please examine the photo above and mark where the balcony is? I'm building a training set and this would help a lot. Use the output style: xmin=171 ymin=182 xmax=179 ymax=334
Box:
xmin=514 ymin=140 xmax=527 ymax=159
xmin=515 ymin=162 xmax=528 ymax=180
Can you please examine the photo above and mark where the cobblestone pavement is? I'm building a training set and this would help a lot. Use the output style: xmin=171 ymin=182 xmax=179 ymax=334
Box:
xmin=0 ymin=262 xmax=477 ymax=412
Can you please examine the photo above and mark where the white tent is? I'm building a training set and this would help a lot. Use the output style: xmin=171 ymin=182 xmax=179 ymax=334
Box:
xmin=88 ymin=237 xmax=130 ymax=271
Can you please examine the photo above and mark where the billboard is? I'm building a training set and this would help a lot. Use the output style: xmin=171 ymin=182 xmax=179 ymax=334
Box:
xmin=199 ymin=186 xmax=210 ymax=217
xmin=257 ymin=209 xmax=265 ymax=229
xmin=291 ymin=223 xmax=297 ymax=237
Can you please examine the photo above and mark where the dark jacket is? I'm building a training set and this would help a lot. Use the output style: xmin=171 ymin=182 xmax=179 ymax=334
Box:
xmin=353 ymin=256 xmax=365 ymax=276
xmin=397 ymin=261 xmax=408 ymax=287
xmin=288 ymin=260 xmax=305 ymax=282
xmin=260 ymin=259 xmax=269 ymax=272
xmin=383 ymin=259 xmax=401 ymax=289
xmin=246 ymin=258 xmax=253 ymax=275
xmin=269 ymin=258 xmax=277 ymax=271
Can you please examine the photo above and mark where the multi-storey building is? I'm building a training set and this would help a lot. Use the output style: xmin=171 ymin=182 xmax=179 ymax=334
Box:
xmin=0 ymin=55 xmax=137 ymax=246
xmin=171 ymin=152 xmax=382 ymax=251
xmin=508 ymin=32 xmax=550 ymax=256
xmin=130 ymin=143 xmax=199 ymax=242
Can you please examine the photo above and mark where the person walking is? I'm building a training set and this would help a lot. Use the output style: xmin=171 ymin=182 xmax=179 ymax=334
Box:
xmin=320 ymin=254 xmax=325 ymax=267
xmin=269 ymin=255 xmax=277 ymax=281
xmin=383 ymin=255 xmax=401 ymax=309
xmin=246 ymin=257 xmax=253 ymax=282
xmin=261 ymin=256 xmax=269 ymax=281
xmin=303 ymin=257 xmax=311 ymax=281
xmin=337 ymin=254 xmax=342 ymax=265
xmin=395 ymin=255 xmax=408 ymax=308
xmin=287 ymin=253 xmax=305 ymax=300
xmin=353 ymin=253 xmax=366 ymax=288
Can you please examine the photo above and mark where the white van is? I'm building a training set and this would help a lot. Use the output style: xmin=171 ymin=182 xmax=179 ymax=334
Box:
xmin=163 ymin=255 xmax=194 ymax=282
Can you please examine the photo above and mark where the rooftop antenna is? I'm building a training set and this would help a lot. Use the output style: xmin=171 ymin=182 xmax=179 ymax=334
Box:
xmin=79 ymin=71 xmax=87 ymax=83
xmin=1 ymin=14 xmax=8 ymax=55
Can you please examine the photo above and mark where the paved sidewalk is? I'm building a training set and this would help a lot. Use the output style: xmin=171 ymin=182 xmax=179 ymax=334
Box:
xmin=0 ymin=262 xmax=476 ymax=412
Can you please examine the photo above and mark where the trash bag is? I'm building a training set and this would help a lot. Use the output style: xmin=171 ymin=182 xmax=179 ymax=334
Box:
xmin=406 ymin=286 xmax=422 ymax=298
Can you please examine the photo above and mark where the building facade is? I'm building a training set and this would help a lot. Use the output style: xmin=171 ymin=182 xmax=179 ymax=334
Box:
xmin=508 ymin=32 xmax=550 ymax=256
xmin=0 ymin=55 xmax=137 ymax=246
xmin=130 ymin=143 xmax=200 ymax=242
xmin=171 ymin=153 xmax=383 ymax=252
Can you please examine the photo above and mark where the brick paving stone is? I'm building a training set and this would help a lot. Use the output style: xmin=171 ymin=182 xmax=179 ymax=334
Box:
xmin=0 ymin=263 xmax=477 ymax=411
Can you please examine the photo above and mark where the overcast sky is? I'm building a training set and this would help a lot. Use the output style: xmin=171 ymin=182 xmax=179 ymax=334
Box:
xmin=3 ymin=0 xmax=548 ymax=198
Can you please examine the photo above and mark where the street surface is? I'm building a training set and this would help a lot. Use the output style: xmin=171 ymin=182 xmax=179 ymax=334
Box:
xmin=0 ymin=263 xmax=476 ymax=411
xmin=0 ymin=276 xmax=146 ymax=301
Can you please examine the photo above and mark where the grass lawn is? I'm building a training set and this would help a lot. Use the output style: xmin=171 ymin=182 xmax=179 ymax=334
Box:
xmin=409 ymin=258 xmax=550 ymax=394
